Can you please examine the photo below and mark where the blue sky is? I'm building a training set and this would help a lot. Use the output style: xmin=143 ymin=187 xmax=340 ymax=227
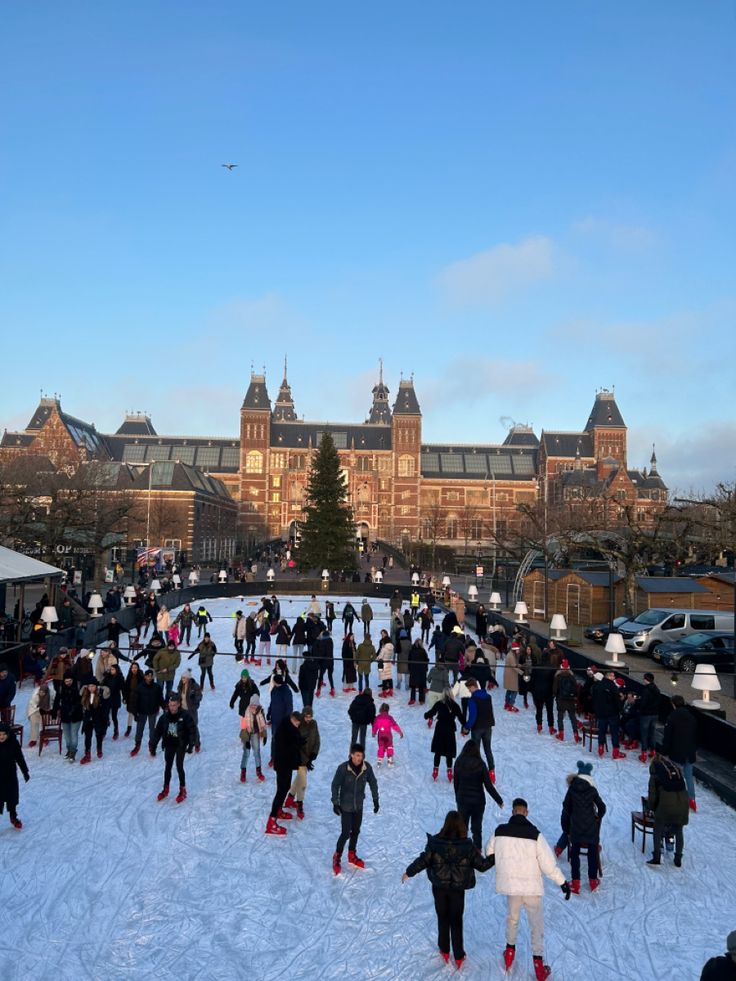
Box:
xmin=1 ymin=1 xmax=734 ymax=493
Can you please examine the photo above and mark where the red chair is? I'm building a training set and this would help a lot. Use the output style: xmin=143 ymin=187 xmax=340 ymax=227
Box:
xmin=38 ymin=711 xmax=63 ymax=756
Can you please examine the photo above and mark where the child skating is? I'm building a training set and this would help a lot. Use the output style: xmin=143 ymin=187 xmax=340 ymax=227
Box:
xmin=371 ymin=703 xmax=403 ymax=766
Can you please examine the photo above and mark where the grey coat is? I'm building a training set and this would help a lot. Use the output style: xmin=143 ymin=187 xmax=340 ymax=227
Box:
xmin=331 ymin=760 xmax=379 ymax=814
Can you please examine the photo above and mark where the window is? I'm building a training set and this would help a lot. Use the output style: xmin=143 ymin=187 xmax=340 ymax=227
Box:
xmin=271 ymin=492 xmax=281 ymax=503
xmin=220 ymin=447 xmax=239 ymax=469
xmin=357 ymin=456 xmax=372 ymax=472
xmin=196 ymin=446 xmax=221 ymax=468
xmin=421 ymin=453 xmax=440 ymax=472
xmin=690 ymin=615 xmax=715 ymax=631
xmin=173 ymin=446 xmax=196 ymax=466
xmin=446 ymin=517 xmax=458 ymax=539
xmin=440 ymin=454 xmax=463 ymax=473
xmin=271 ymin=452 xmax=286 ymax=470
xmin=246 ymin=450 xmax=263 ymax=474
xmin=272 ymin=475 xmax=281 ymax=488
xmin=291 ymin=454 xmax=306 ymax=470
xmin=662 ymin=614 xmax=686 ymax=630
xmin=398 ymin=455 xmax=415 ymax=477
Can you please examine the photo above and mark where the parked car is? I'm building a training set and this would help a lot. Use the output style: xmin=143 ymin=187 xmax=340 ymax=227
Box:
xmin=584 ymin=616 xmax=629 ymax=644
xmin=656 ymin=632 xmax=735 ymax=673
xmin=617 ymin=608 xmax=733 ymax=656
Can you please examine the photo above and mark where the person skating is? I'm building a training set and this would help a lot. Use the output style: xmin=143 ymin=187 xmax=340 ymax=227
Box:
xmin=151 ymin=692 xmax=196 ymax=803
xmin=267 ymin=675 xmax=293 ymax=766
xmin=53 ymin=670 xmax=83 ymax=760
xmin=360 ymin=600 xmax=373 ymax=638
xmin=637 ymin=672 xmax=661 ymax=763
xmin=503 ymin=642 xmax=523 ymax=712
xmin=425 ymin=688 xmax=463 ymax=781
xmin=153 ymin=640 xmax=180 ymax=699
xmin=646 ymin=751 xmax=689 ymax=868
xmin=291 ymin=614 xmax=307 ymax=671
xmin=560 ymin=761 xmax=606 ymax=892
xmin=0 ymin=723 xmax=30 ymax=829
xmin=79 ymin=679 xmax=111 ymax=764
xmin=260 ymin=658 xmax=298 ymax=694
xmin=239 ymin=693 xmax=267 ymax=782
xmin=342 ymin=632 xmax=358 ymax=692
xmin=325 ymin=600 xmax=336 ymax=634
xmin=376 ymin=639 xmax=395 ymax=698
xmin=699 ymin=930 xmax=736 ymax=980
xmin=348 ymin=687 xmax=376 ymax=749
xmin=662 ymin=694 xmax=698 ymax=812
xmin=341 ymin=601 xmax=357 ymax=634
xmin=531 ymin=644 xmax=558 ymax=735
xmin=355 ymin=635 xmax=376 ymax=693
xmin=130 ymin=670 xmax=165 ymax=757
xmin=174 ymin=603 xmax=194 ymax=647
xmin=462 ymin=678 xmax=496 ymax=782
xmin=233 ymin=610 xmax=247 ymax=660
xmin=265 ymin=711 xmax=304 ymax=836
xmin=313 ymin=628 xmax=335 ymax=698
xmin=123 ymin=661 xmax=143 ymax=738
xmin=591 ymin=670 xmax=626 ymax=759
xmin=102 ymin=663 xmax=124 ymax=740
xmin=189 ymin=632 xmax=217 ymax=691
xmin=245 ymin=612 xmax=258 ymax=662
xmin=26 ymin=682 xmax=51 ymax=747
xmin=453 ymin=740 xmax=504 ymax=849
xmin=402 ymin=809 xmax=493 ymax=969
xmin=330 ymin=743 xmax=379 ymax=874
xmin=371 ymin=702 xmax=403 ymax=766
xmin=298 ymin=654 xmax=319 ymax=709
xmin=408 ymin=639 xmax=429 ymax=705
xmin=552 ymin=660 xmax=580 ymax=742
xmin=178 ymin=669 xmax=202 ymax=752
xmin=195 ymin=605 xmax=212 ymax=639
xmin=485 ymin=798 xmax=571 ymax=979
xmin=229 ymin=669 xmax=259 ymax=718
xmin=284 ymin=705 xmax=320 ymax=819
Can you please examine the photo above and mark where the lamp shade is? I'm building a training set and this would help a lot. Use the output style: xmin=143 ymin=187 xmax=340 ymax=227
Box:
xmin=489 ymin=591 xmax=502 ymax=610
xmin=41 ymin=605 xmax=58 ymax=626
xmin=549 ymin=613 xmax=567 ymax=631
xmin=321 ymin=569 xmax=329 ymax=580
xmin=513 ymin=601 xmax=528 ymax=622
xmin=150 ymin=579 xmax=161 ymax=593
xmin=88 ymin=592 xmax=104 ymax=617
xmin=604 ymin=633 xmax=626 ymax=656
xmin=468 ymin=585 xmax=479 ymax=601
xmin=691 ymin=664 xmax=721 ymax=693
xmin=442 ymin=575 xmax=451 ymax=588
xmin=123 ymin=586 xmax=137 ymax=604
xmin=411 ymin=572 xmax=419 ymax=584
xmin=266 ymin=568 xmax=275 ymax=581
xmin=172 ymin=574 xmax=181 ymax=587
xmin=374 ymin=570 xmax=383 ymax=582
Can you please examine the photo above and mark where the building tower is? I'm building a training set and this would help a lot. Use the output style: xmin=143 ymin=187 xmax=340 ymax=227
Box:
xmin=585 ymin=389 xmax=627 ymax=468
xmin=239 ymin=371 xmax=272 ymax=545
xmin=390 ymin=376 xmax=422 ymax=543
xmin=367 ymin=358 xmax=392 ymax=424
xmin=272 ymin=356 xmax=298 ymax=422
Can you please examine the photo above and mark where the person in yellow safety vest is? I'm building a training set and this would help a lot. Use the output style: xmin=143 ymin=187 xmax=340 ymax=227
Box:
xmin=410 ymin=591 xmax=421 ymax=618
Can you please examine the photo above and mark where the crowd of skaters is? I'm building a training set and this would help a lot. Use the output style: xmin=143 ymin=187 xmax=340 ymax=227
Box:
xmin=0 ymin=586 xmax=724 ymax=980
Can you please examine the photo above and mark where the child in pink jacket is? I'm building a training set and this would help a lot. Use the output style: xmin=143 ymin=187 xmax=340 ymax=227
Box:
xmin=371 ymin=703 xmax=403 ymax=766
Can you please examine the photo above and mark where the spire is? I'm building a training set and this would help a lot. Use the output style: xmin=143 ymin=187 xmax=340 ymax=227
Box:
xmin=273 ymin=356 xmax=297 ymax=422
xmin=650 ymin=444 xmax=658 ymax=474
xmin=392 ymin=376 xmax=421 ymax=416
xmin=367 ymin=360 xmax=392 ymax=424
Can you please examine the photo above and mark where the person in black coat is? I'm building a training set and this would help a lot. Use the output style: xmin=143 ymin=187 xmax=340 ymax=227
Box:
xmin=314 ymin=630 xmax=335 ymax=697
xmin=0 ymin=724 xmax=30 ymax=828
xmin=53 ymin=671 xmax=84 ymax=760
xmin=637 ymin=672 xmax=661 ymax=762
xmin=452 ymin=740 xmax=504 ymax=849
xmin=102 ymin=664 xmax=125 ymax=740
xmin=402 ymin=809 xmax=493 ymax=968
xmin=342 ymin=634 xmax=358 ymax=691
xmin=662 ymin=694 xmax=698 ymax=808
xmin=151 ymin=692 xmax=196 ymax=802
xmin=531 ymin=647 xmax=558 ymax=734
xmin=425 ymin=692 xmax=463 ymax=781
xmin=591 ymin=670 xmax=626 ymax=758
xmin=699 ymin=930 xmax=736 ymax=981
xmin=130 ymin=670 xmax=165 ymax=756
xmin=80 ymin=680 xmax=111 ymax=764
xmin=267 ymin=712 xmax=304 ymax=835
xmin=229 ymin=670 xmax=260 ymax=716
xmin=298 ymin=655 xmax=320 ymax=709
xmin=560 ymin=761 xmax=606 ymax=891
xmin=348 ymin=689 xmax=376 ymax=748
xmin=408 ymin=640 xmax=429 ymax=704
xmin=475 ymin=606 xmax=488 ymax=642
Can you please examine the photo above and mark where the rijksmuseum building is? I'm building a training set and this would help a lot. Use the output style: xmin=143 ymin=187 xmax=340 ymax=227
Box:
xmin=1 ymin=366 xmax=667 ymax=561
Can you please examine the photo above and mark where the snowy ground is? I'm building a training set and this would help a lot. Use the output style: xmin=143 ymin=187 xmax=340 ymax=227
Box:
xmin=2 ymin=595 xmax=735 ymax=981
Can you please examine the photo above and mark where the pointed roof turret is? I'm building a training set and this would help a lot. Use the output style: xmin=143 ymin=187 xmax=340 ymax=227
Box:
xmin=585 ymin=389 xmax=625 ymax=430
xmin=367 ymin=358 xmax=392 ymax=424
xmin=273 ymin=356 xmax=297 ymax=422
xmin=241 ymin=371 xmax=271 ymax=412
xmin=392 ymin=375 xmax=421 ymax=416
xmin=650 ymin=444 xmax=658 ymax=475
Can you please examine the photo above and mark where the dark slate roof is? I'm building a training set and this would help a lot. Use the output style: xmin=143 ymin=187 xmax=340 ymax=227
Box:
xmin=270 ymin=422 xmax=392 ymax=451
xmin=392 ymin=379 xmax=421 ymax=415
xmin=560 ymin=469 xmax=599 ymax=488
xmin=420 ymin=445 xmax=538 ymax=481
xmin=106 ymin=435 xmax=241 ymax=472
xmin=242 ymin=374 xmax=271 ymax=411
xmin=630 ymin=469 xmax=667 ymax=490
xmin=115 ymin=414 xmax=158 ymax=436
xmin=129 ymin=462 xmax=234 ymax=499
xmin=541 ymin=432 xmax=593 ymax=457
xmin=0 ymin=432 xmax=34 ymax=448
xmin=272 ymin=378 xmax=297 ymax=422
xmin=26 ymin=398 xmax=58 ymax=431
xmin=636 ymin=577 xmax=709 ymax=594
xmin=367 ymin=381 xmax=392 ymax=424
xmin=585 ymin=391 xmax=626 ymax=430
xmin=503 ymin=425 xmax=539 ymax=447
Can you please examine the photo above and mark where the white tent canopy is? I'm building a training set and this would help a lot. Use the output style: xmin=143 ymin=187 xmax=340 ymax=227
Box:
xmin=0 ymin=545 xmax=64 ymax=585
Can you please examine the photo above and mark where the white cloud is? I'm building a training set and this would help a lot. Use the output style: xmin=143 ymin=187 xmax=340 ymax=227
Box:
xmin=572 ymin=216 xmax=658 ymax=252
xmin=629 ymin=423 xmax=736 ymax=496
xmin=438 ymin=236 xmax=557 ymax=305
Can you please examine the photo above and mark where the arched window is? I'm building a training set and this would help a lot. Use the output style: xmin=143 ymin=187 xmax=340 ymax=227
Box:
xmin=446 ymin=515 xmax=458 ymax=539
xmin=246 ymin=450 xmax=263 ymax=474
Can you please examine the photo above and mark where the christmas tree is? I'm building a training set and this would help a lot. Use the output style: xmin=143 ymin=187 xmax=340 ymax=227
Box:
xmin=298 ymin=431 xmax=357 ymax=573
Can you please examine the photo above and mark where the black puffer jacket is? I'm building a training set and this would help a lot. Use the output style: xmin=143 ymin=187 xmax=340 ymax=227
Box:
xmin=662 ymin=706 xmax=697 ymax=765
xmin=591 ymin=679 xmax=620 ymax=718
xmin=453 ymin=747 xmax=504 ymax=810
xmin=53 ymin=681 xmax=83 ymax=723
xmin=348 ymin=692 xmax=376 ymax=727
xmin=135 ymin=679 xmax=165 ymax=717
xmin=405 ymin=834 xmax=493 ymax=890
xmin=638 ymin=682 xmax=661 ymax=717
xmin=272 ymin=717 xmax=304 ymax=771
xmin=561 ymin=775 xmax=606 ymax=844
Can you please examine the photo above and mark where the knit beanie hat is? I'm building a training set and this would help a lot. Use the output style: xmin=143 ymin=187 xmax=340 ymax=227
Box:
xmin=249 ymin=694 xmax=260 ymax=707
xmin=576 ymin=760 xmax=593 ymax=776
xmin=240 ymin=669 xmax=250 ymax=679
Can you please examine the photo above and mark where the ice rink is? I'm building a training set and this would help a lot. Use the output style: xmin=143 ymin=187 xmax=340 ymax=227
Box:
xmin=2 ymin=595 xmax=734 ymax=980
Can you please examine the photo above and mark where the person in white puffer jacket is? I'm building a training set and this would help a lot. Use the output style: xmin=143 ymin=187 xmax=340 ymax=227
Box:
xmin=485 ymin=797 xmax=571 ymax=981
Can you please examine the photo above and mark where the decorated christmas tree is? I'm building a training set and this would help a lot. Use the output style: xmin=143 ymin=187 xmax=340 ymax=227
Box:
xmin=298 ymin=431 xmax=357 ymax=573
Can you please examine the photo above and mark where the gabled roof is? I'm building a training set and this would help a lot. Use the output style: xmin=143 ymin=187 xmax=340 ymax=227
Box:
xmin=0 ymin=432 xmax=34 ymax=448
xmin=585 ymin=390 xmax=626 ymax=430
xmin=242 ymin=374 xmax=271 ymax=411
xmin=129 ymin=462 xmax=234 ymax=499
xmin=541 ymin=432 xmax=594 ymax=457
xmin=503 ymin=425 xmax=539 ymax=448
xmin=392 ymin=379 xmax=421 ymax=416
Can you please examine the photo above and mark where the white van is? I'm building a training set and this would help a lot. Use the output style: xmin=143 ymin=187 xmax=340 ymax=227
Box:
xmin=617 ymin=608 xmax=733 ymax=656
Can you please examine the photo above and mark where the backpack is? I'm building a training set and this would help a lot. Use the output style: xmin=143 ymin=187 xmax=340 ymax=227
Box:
xmin=557 ymin=674 xmax=577 ymax=701
xmin=658 ymin=759 xmax=686 ymax=793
